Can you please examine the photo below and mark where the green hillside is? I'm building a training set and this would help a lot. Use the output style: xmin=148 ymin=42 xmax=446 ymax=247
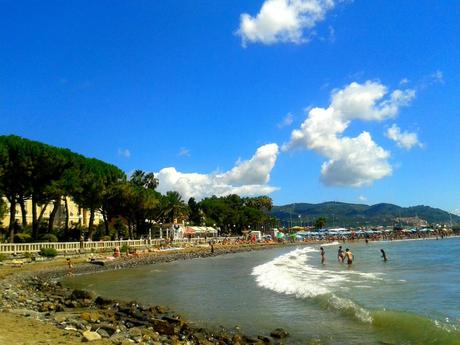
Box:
xmin=271 ymin=202 xmax=460 ymax=227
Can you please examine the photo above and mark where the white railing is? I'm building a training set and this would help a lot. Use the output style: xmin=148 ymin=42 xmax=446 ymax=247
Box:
xmin=0 ymin=237 xmax=238 ymax=255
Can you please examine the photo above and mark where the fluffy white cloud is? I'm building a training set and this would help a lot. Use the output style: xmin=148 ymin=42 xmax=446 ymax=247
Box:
xmin=385 ymin=124 xmax=421 ymax=150
xmin=237 ymin=0 xmax=336 ymax=46
xmin=283 ymin=81 xmax=415 ymax=187
xmin=155 ymin=144 xmax=279 ymax=200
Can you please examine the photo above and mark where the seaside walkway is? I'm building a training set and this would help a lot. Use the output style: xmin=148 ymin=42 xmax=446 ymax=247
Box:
xmin=0 ymin=237 xmax=235 ymax=255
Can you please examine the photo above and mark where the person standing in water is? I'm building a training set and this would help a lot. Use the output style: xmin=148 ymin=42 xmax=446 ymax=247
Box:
xmin=345 ymin=248 xmax=353 ymax=265
xmin=380 ymin=249 xmax=388 ymax=261
xmin=337 ymin=246 xmax=345 ymax=262
xmin=320 ymin=247 xmax=325 ymax=264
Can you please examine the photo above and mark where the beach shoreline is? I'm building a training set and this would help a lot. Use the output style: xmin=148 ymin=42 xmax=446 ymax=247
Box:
xmin=1 ymin=235 xmax=458 ymax=345
xmin=0 ymin=242 xmax=306 ymax=345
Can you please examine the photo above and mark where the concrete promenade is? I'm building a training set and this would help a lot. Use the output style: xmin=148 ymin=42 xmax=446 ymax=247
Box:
xmin=0 ymin=237 xmax=234 ymax=255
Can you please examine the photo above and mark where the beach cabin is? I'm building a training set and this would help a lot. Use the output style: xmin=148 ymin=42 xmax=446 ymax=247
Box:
xmin=183 ymin=226 xmax=218 ymax=239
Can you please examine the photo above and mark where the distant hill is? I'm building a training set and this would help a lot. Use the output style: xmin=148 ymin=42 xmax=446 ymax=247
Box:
xmin=271 ymin=202 xmax=460 ymax=227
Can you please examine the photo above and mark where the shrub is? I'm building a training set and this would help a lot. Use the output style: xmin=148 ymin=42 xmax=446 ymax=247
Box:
xmin=40 ymin=234 xmax=58 ymax=242
xmin=14 ymin=233 xmax=32 ymax=243
xmin=120 ymin=244 xmax=129 ymax=253
xmin=39 ymin=247 xmax=58 ymax=258
xmin=0 ymin=253 xmax=7 ymax=261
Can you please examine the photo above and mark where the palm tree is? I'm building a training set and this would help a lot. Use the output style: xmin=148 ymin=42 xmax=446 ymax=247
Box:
xmin=161 ymin=191 xmax=188 ymax=224
xmin=315 ymin=216 xmax=327 ymax=229
xmin=130 ymin=170 xmax=159 ymax=190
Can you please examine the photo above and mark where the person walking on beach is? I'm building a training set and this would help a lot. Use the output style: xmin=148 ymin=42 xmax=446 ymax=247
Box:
xmin=337 ymin=246 xmax=345 ymax=262
xmin=209 ymin=240 xmax=214 ymax=254
xmin=345 ymin=248 xmax=353 ymax=265
xmin=380 ymin=249 xmax=388 ymax=262
xmin=320 ymin=247 xmax=325 ymax=264
xmin=66 ymin=258 xmax=74 ymax=276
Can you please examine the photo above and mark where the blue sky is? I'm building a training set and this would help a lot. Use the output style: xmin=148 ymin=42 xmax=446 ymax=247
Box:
xmin=1 ymin=1 xmax=459 ymax=212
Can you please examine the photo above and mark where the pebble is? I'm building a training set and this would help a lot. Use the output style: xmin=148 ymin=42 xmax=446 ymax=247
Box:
xmin=0 ymin=246 xmax=294 ymax=344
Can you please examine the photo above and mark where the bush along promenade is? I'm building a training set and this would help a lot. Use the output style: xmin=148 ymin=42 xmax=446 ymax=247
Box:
xmin=0 ymin=244 xmax=296 ymax=345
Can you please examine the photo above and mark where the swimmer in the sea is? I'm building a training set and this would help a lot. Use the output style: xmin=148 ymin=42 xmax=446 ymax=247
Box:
xmin=320 ymin=247 xmax=325 ymax=264
xmin=345 ymin=248 xmax=353 ymax=265
xmin=381 ymin=249 xmax=388 ymax=262
xmin=337 ymin=246 xmax=345 ymax=262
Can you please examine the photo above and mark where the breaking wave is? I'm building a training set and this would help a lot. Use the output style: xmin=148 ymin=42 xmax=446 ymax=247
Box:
xmin=251 ymin=247 xmax=460 ymax=345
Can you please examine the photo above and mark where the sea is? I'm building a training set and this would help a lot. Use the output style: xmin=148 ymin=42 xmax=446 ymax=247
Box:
xmin=66 ymin=237 xmax=460 ymax=345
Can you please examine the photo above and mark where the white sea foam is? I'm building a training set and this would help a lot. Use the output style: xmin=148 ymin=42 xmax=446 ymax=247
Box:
xmin=251 ymin=247 xmax=382 ymax=323
xmin=321 ymin=241 xmax=340 ymax=247
xmin=252 ymin=247 xmax=340 ymax=297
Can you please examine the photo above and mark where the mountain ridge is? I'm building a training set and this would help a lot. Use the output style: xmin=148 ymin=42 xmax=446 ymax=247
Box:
xmin=271 ymin=202 xmax=460 ymax=227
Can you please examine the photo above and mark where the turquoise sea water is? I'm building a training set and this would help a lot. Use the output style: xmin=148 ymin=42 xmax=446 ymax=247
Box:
xmin=67 ymin=237 xmax=460 ymax=345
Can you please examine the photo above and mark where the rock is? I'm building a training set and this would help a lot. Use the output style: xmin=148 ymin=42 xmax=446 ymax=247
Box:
xmin=67 ymin=319 xmax=88 ymax=331
xmin=152 ymin=318 xmax=180 ymax=335
xmin=38 ymin=301 xmax=56 ymax=312
xmin=270 ymin=328 xmax=289 ymax=339
xmin=64 ymin=300 xmax=78 ymax=308
xmin=70 ymin=289 xmax=93 ymax=301
xmin=162 ymin=315 xmax=183 ymax=326
xmin=54 ymin=313 xmax=68 ymax=323
xmin=142 ymin=329 xmax=160 ymax=341
xmin=232 ymin=334 xmax=243 ymax=343
xmin=96 ymin=328 xmax=110 ymax=338
xmin=94 ymin=296 xmax=114 ymax=307
xmin=82 ymin=330 xmax=102 ymax=342
xmin=122 ymin=317 xmax=150 ymax=328
xmin=95 ymin=323 xmax=117 ymax=336
xmin=257 ymin=335 xmax=273 ymax=344
xmin=80 ymin=311 xmax=100 ymax=322
xmin=242 ymin=335 xmax=263 ymax=344
xmin=155 ymin=305 xmax=169 ymax=314
xmin=120 ymin=340 xmax=135 ymax=345
xmin=110 ymin=332 xmax=129 ymax=342
xmin=128 ymin=327 xmax=143 ymax=338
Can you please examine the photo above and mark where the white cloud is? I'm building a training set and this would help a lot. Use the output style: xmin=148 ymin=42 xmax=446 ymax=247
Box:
xmin=358 ymin=195 xmax=367 ymax=202
xmin=283 ymin=81 xmax=415 ymax=187
xmin=155 ymin=144 xmax=279 ymax=200
xmin=399 ymin=78 xmax=409 ymax=85
xmin=431 ymin=70 xmax=444 ymax=84
xmin=237 ymin=0 xmax=336 ymax=46
xmin=277 ymin=113 xmax=294 ymax=128
xmin=385 ymin=124 xmax=422 ymax=150
xmin=178 ymin=147 xmax=191 ymax=157
xmin=117 ymin=148 xmax=131 ymax=158
xmin=419 ymin=70 xmax=444 ymax=90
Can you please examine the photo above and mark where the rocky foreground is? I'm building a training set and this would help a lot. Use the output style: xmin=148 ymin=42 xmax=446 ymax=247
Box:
xmin=0 ymin=244 xmax=297 ymax=344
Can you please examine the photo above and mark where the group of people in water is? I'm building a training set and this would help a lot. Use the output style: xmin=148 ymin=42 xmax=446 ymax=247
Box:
xmin=319 ymin=245 xmax=388 ymax=265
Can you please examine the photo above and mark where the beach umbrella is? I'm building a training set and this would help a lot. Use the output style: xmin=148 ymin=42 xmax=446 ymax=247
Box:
xmin=184 ymin=227 xmax=195 ymax=235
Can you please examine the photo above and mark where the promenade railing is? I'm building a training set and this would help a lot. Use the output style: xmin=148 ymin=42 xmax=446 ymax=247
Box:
xmin=0 ymin=237 xmax=238 ymax=255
